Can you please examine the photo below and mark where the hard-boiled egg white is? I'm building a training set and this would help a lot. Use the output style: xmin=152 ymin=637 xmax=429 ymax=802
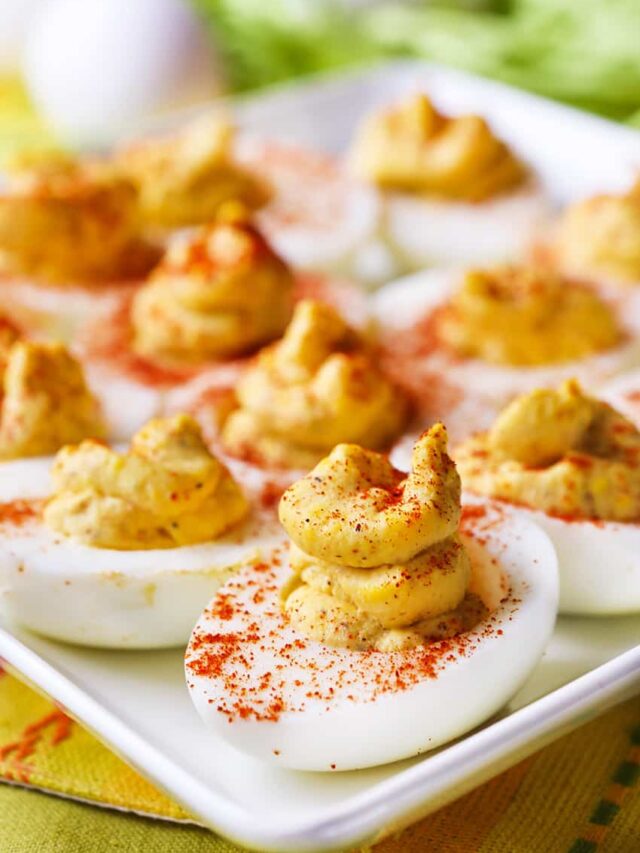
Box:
xmin=384 ymin=181 xmax=550 ymax=271
xmin=373 ymin=269 xmax=640 ymax=449
xmin=185 ymin=504 xmax=558 ymax=771
xmin=0 ymin=456 xmax=52 ymax=501
xmin=1 ymin=276 xmax=135 ymax=343
xmin=82 ymin=363 xmax=168 ymax=443
xmin=0 ymin=457 xmax=286 ymax=649
xmin=236 ymin=136 xmax=394 ymax=286
xmin=475 ymin=499 xmax=640 ymax=615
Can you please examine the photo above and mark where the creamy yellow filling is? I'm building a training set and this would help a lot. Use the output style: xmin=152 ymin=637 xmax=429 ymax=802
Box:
xmin=131 ymin=219 xmax=294 ymax=366
xmin=44 ymin=414 xmax=248 ymax=549
xmin=457 ymin=379 xmax=640 ymax=522
xmin=222 ymin=300 xmax=407 ymax=469
xmin=0 ymin=157 xmax=154 ymax=283
xmin=117 ymin=116 xmax=269 ymax=228
xmin=279 ymin=427 xmax=475 ymax=650
xmin=437 ymin=265 xmax=620 ymax=366
xmin=0 ymin=341 xmax=104 ymax=460
xmin=350 ymin=93 xmax=525 ymax=202
xmin=556 ymin=182 xmax=640 ymax=283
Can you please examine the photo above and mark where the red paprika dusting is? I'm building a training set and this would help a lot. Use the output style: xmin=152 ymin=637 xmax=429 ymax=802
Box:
xmin=243 ymin=141 xmax=345 ymax=230
xmin=77 ymin=293 xmax=250 ymax=388
xmin=185 ymin=544 xmax=513 ymax=725
xmin=208 ymin=594 xmax=235 ymax=622
xmin=77 ymin=294 xmax=198 ymax=386
xmin=260 ymin=480 xmax=285 ymax=509
xmin=0 ymin=499 xmax=41 ymax=528
xmin=565 ymin=453 xmax=594 ymax=470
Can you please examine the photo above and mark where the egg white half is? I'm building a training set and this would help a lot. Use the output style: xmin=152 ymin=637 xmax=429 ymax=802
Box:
xmin=0 ymin=457 xmax=53 ymax=501
xmin=384 ymin=181 xmax=550 ymax=270
xmin=185 ymin=505 xmax=558 ymax=771
xmin=2 ymin=276 xmax=134 ymax=341
xmin=0 ymin=458 xmax=286 ymax=649
xmin=83 ymin=363 xmax=166 ymax=443
xmin=482 ymin=499 xmax=640 ymax=615
xmin=236 ymin=135 xmax=391 ymax=283
xmin=373 ymin=269 xmax=640 ymax=445
xmin=292 ymin=271 xmax=372 ymax=332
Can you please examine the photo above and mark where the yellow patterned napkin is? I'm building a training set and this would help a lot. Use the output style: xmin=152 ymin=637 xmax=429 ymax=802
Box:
xmin=1 ymin=664 xmax=639 ymax=852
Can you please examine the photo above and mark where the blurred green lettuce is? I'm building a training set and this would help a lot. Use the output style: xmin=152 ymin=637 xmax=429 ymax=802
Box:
xmin=191 ymin=0 xmax=379 ymax=91
xmin=193 ymin=0 xmax=640 ymax=124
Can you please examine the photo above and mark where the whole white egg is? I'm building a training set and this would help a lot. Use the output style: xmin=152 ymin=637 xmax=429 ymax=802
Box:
xmin=0 ymin=0 xmax=47 ymax=73
xmin=22 ymin=0 xmax=223 ymax=146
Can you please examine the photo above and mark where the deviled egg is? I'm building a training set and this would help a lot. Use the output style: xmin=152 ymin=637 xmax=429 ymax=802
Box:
xmin=373 ymin=264 xmax=640 ymax=453
xmin=75 ymin=216 xmax=295 ymax=442
xmin=0 ymin=153 xmax=159 ymax=338
xmin=220 ymin=299 xmax=409 ymax=470
xmin=0 ymin=313 xmax=149 ymax=448
xmin=0 ymin=414 xmax=285 ymax=648
xmin=349 ymin=93 xmax=549 ymax=271
xmin=186 ymin=426 xmax=558 ymax=771
xmin=0 ymin=337 xmax=104 ymax=462
xmin=457 ymin=380 xmax=640 ymax=614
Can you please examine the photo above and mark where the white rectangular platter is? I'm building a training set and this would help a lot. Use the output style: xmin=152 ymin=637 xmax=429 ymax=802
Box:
xmin=2 ymin=61 xmax=640 ymax=852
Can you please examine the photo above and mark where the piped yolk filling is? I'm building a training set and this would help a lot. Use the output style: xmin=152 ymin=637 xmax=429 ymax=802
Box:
xmin=0 ymin=157 xmax=155 ymax=283
xmin=44 ymin=414 xmax=248 ymax=550
xmin=117 ymin=116 xmax=270 ymax=228
xmin=457 ymin=379 xmax=640 ymax=522
xmin=350 ymin=93 xmax=526 ymax=202
xmin=0 ymin=338 xmax=105 ymax=460
xmin=556 ymin=182 xmax=640 ymax=284
xmin=222 ymin=300 xmax=408 ymax=470
xmin=278 ymin=425 xmax=493 ymax=651
xmin=436 ymin=266 xmax=621 ymax=367
xmin=282 ymin=537 xmax=482 ymax=652
xmin=131 ymin=219 xmax=294 ymax=367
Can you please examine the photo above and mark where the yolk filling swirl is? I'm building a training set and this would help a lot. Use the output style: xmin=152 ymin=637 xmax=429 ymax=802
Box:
xmin=436 ymin=265 xmax=621 ymax=367
xmin=131 ymin=219 xmax=294 ymax=367
xmin=44 ymin=414 xmax=248 ymax=549
xmin=222 ymin=300 xmax=409 ymax=469
xmin=0 ymin=157 xmax=156 ymax=283
xmin=278 ymin=426 xmax=487 ymax=651
xmin=556 ymin=181 xmax=640 ymax=284
xmin=457 ymin=379 xmax=640 ymax=522
xmin=350 ymin=93 xmax=526 ymax=202
xmin=0 ymin=339 xmax=105 ymax=460
xmin=117 ymin=116 xmax=270 ymax=228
